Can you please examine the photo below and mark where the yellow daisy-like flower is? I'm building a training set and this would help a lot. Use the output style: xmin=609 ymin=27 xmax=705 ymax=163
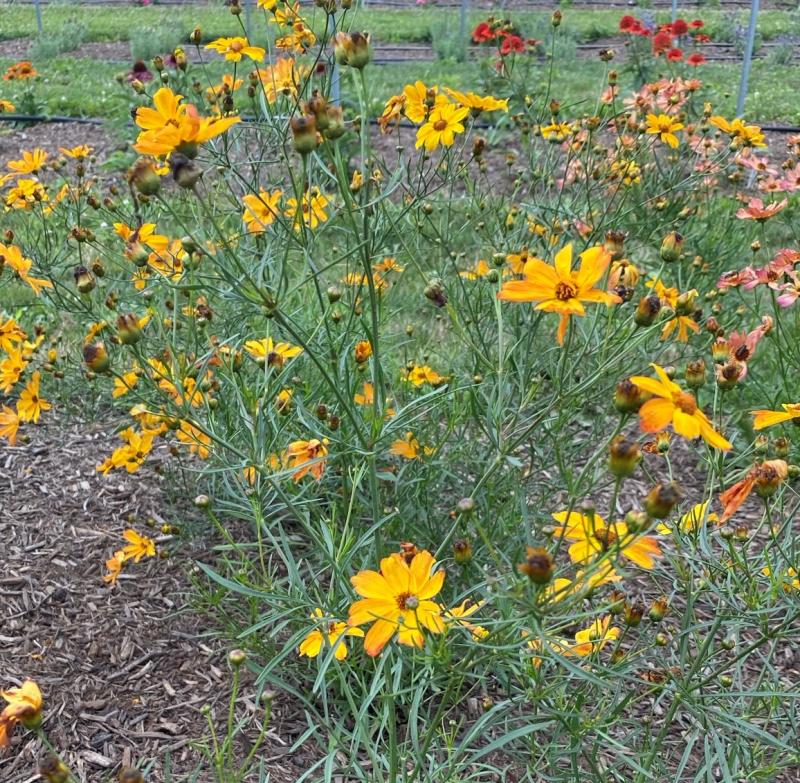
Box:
xmin=16 ymin=371 xmax=51 ymax=423
xmin=120 ymin=529 xmax=156 ymax=562
xmin=570 ymin=616 xmax=620 ymax=657
xmin=348 ymin=550 xmax=445 ymax=656
xmin=0 ymin=680 xmax=43 ymax=748
xmin=645 ymin=113 xmax=684 ymax=148
xmin=242 ymin=189 xmax=283 ymax=233
xmin=298 ymin=608 xmax=364 ymax=661
xmin=552 ymin=510 xmax=662 ymax=569
xmin=751 ymin=402 xmax=800 ymax=430
xmin=7 ymin=148 xmax=47 ymax=175
xmin=415 ymin=101 xmax=471 ymax=151
xmin=205 ymin=36 xmax=265 ymax=62
xmin=244 ymin=337 xmax=303 ymax=367
xmin=444 ymin=88 xmax=508 ymax=113
xmin=656 ymin=500 xmax=718 ymax=535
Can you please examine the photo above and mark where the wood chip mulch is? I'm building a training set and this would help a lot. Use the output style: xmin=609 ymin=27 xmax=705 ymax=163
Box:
xmin=0 ymin=421 xmax=310 ymax=783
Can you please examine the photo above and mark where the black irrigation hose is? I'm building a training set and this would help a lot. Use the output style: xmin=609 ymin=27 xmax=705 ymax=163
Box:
xmin=1 ymin=114 xmax=800 ymax=132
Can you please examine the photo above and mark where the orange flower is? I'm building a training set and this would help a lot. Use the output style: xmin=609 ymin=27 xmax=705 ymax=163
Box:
xmin=121 ymin=529 xmax=156 ymax=562
xmin=631 ymin=364 xmax=731 ymax=450
xmin=284 ymin=438 xmax=329 ymax=481
xmin=348 ymin=550 xmax=445 ymax=656
xmin=497 ymin=244 xmax=620 ymax=345
xmin=751 ymin=403 xmax=800 ymax=430
xmin=0 ymin=680 xmax=42 ymax=748
xmin=719 ymin=460 xmax=788 ymax=524
xmin=736 ymin=197 xmax=787 ymax=222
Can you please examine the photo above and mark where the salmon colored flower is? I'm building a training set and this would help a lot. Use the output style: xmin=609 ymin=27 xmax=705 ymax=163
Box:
xmin=0 ymin=680 xmax=43 ymax=748
xmin=719 ymin=460 xmax=788 ymax=523
xmin=16 ymin=371 xmax=51 ymax=423
xmin=631 ymin=364 xmax=731 ymax=450
xmin=751 ymin=403 xmax=800 ymax=430
xmin=298 ymin=608 xmax=364 ymax=661
xmin=552 ymin=510 xmax=662 ymax=569
xmin=205 ymin=36 xmax=265 ymax=62
xmin=497 ymin=244 xmax=620 ymax=345
xmin=736 ymin=197 xmax=788 ymax=222
xmin=645 ymin=113 xmax=683 ymax=148
xmin=348 ymin=550 xmax=445 ymax=656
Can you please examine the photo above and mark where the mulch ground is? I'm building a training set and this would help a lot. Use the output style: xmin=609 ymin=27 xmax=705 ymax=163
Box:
xmin=0 ymin=420 xmax=311 ymax=783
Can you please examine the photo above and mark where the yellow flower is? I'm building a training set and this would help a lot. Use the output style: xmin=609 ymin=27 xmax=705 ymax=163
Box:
xmin=762 ymin=567 xmax=799 ymax=592
xmin=59 ymin=145 xmax=93 ymax=159
xmin=389 ymin=432 xmax=422 ymax=460
xmin=353 ymin=382 xmax=395 ymax=416
xmin=460 ymin=259 xmax=494 ymax=280
xmin=348 ymin=550 xmax=445 ymax=656
xmin=284 ymin=438 xmax=329 ymax=482
xmin=121 ymin=529 xmax=156 ymax=562
xmin=415 ymin=101 xmax=471 ymax=151
xmin=97 ymin=428 xmax=156 ymax=475
xmin=0 ymin=348 xmax=28 ymax=393
xmin=284 ymin=188 xmax=330 ymax=231
xmin=113 ymin=370 xmax=140 ymax=399
xmin=751 ymin=403 xmax=800 ymax=430
xmin=645 ymin=113 xmax=683 ymax=148
xmin=242 ymin=189 xmax=283 ymax=233
xmin=5 ymin=178 xmax=48 ymax=211
xmin=0 ymin=680 xmax=43 ymax=748
xmin=373 ymin=257 xmax=404 ymax=273
xmin=298 ymin=609 xmax=364 ymax=661
xmin=0 ymin=406 xmax=20 ymax=445
xmin=631 ymin=364 xmax=731 ymax=450
xmin=0 ymin=99 xmax=15 ymax=113
xmin=7 ymin=148 xmax=48 ymax=175
xmin=244 ymin=337 xmax=303 ymax=367
xmin=709 ymin=116 xmax=766 ymax=148
xmin=177 ymin=420 xmax=212 ymax=459
xmin=444 ymin=88 xmax=508 ymax=113
xmin=544 ymin=563 xmax=621 ymax=602
xmin=402 ymin=81 xmax=441 ymax=123
xmin=0 ymin=316 xmax=26 ymax=354
xmin=16 ymin=371 xmax=51 ymax=423
xmin=647 ymin=279 xmax=699 ymax=343
xmin=103 ymin=550 xmax=126 ymax=585
xmin=570 ymin=616 xmax=620 ymax=657
xmin=442 ymin=600 xmax=489 ymax=640
xmin=205 ymin=36 xmax=265 ymax=62
xmin=552 ymin=510 xmax=662 ymax=569
xmin=540 ymin=122 xmax=573 ymax=142
xmin=657 ymin=501 xmax=718 ymax=534
xmin=497 ymin=244 xmax=620 ymax=346
xmin=405 ymin=365 xmax=446 ymax=387
xmin=256 ymin=58 xmax=309 ymax=104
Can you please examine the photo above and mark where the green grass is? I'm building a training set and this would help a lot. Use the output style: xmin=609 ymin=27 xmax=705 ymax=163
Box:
xmin=0 ymin=3 xmax=798 ymax=45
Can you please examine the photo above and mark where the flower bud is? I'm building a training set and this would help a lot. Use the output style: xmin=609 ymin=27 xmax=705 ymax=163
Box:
xmin=773 ymin=436 xmax=790 ymax=458
xmin=684 ymin=359 xmax=706 ymax=389
xmin=603 ymin=230 xmax=626 ymax=260
xmin=73 ymin=265 xmax=95 ymax=294
xmin=624 ymin=510 xmax=650 ymax=533
xmin=711 ymin=338 xmax=729 ymax=363
xmin=551 ymin=10 xmax=562 ymax=27
xmin=518 ymin=546 xmax=554 ymax=584
xmin=39 ymin=754 xmax=70 ymax=783
xmin=127 ymin=157 xmax=161 ymax=196
xmin=194 ymin=494 xmax=211 ymax=508
xmin=83 ymin=341 xmax=110 ymax=372
xmin=648 ymin=596 xmax=669 ymax=622
xmin=624 ymin=602 xmax=644 ymax=627
xmin=290 ymin=114 xmax=318 ymax=155
xmin=424 ymin=278 xmax=448 ymax=307
xmin=754 ymin=459 xmax=788 ymax=498
xmin=644 ymin=482 xmax=682 ymax=519
xmin=228 ymin=649 xmax=247 ymax=667
xmin=634 ymin=295 xmax=662 ymax=327
xmin=117 ymin=313 xmax=142 ymax=345
xmin=354 ymin=340 xmax=372 ymax=363
xmin=189 ymin=27 xmax=202 ymax=45
xmin=608 ymin=435 xmax=641 ymax=477
xmin=171 ymin=154 xmax=202 ymax=188
xmin=456 ymin=497 xmax=475 ymax=516
xmin=614 ymin=379 xmax=645 ymax=413
xmin=715 ymin=360 xmax=744 ymax=390
xmin=453 ymin=538 xmax=473 ymax=565
xmin=660 ymin=231 xmax=684 ymax=263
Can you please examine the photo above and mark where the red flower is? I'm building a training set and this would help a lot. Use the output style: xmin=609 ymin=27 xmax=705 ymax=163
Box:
xmin=694 ymin=34 xmax=710 ymax=43
xmin=652 ymin=31 xmax=673 ymax=54
xmin=472 ymin=22 xmax=495 ymax=44
xmin=671 ymin=18 xmax=689 ymax=36
xmin=667 ymin=48 xmax=683 ymax=62
xmin=690 ymin=19 xmax=704 ymax=29
xmin=687 ymin=53 xmax=706 ymax=66
xmin=619 ymin=15 xmax=637 ymax=32
xmin=500 ymin=34 xmax=526 ymax=55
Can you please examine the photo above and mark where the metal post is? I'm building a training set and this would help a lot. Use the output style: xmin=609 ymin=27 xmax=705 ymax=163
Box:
xmin=244 ymin=0 xmax=253 ymax=41
xmin=736 ymin=0 xmax=760 ymax=117
xmin=670 ymin=0 xmax=678 ymax=23
xmin=459 ymin=0 xmax=470 ymax=59
xmin=34 ymin=0 xmax=44 ymax=35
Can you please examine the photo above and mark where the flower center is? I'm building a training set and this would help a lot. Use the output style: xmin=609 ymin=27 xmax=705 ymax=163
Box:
xmin=396 ymin=592 xmax=419 ymax=611
xmin=433 ymin=120 xmax=448 ymax=132
xmin=555 ymin=281 xmax=577 ymax=301
xmin=592 ymin=528 xmax=618 ymax=549
xmin=672 ymin=391 xmax=697 ymax=415
xmin=230 ymin=41 xmax=244 ymax=53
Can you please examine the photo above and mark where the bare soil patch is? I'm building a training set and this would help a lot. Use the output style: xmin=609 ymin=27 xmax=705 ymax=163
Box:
xmin=0 ymin=420 xmax=310 ymax=782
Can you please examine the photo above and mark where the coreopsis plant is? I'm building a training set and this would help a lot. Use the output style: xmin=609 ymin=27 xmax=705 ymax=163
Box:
xmin=4 ymin=5 xmax=800 ymax=780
